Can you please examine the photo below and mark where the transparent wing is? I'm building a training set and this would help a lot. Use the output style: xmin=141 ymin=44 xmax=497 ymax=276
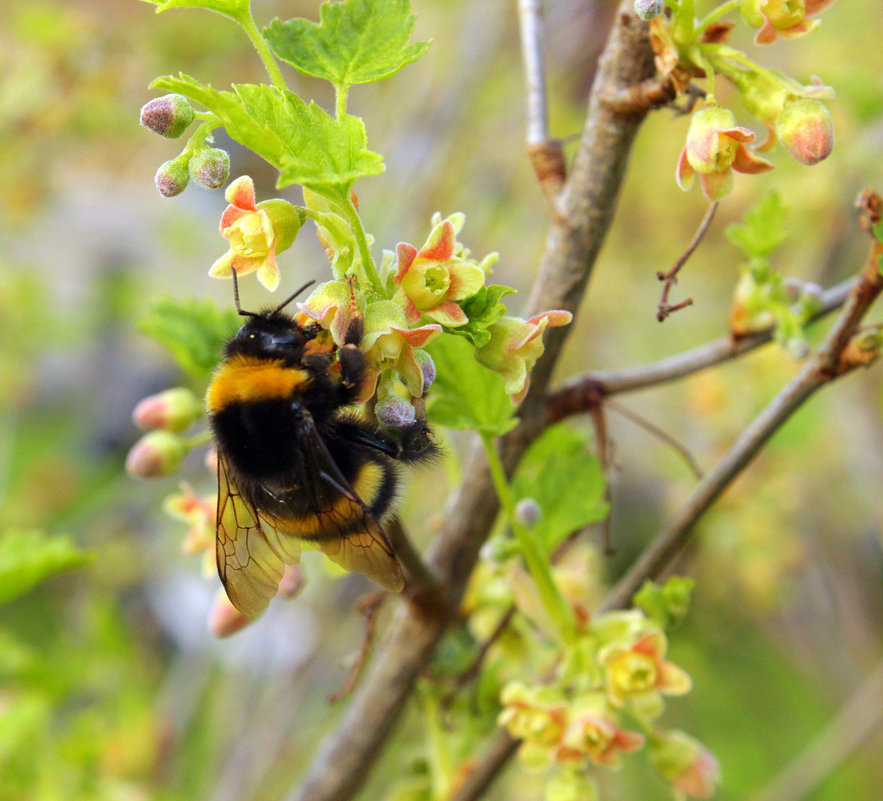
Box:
xmin=215 ymin=454 xmax=301 ymax=618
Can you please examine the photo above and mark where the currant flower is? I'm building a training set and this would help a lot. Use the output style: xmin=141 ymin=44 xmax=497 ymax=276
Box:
xmin=474 ymin=311 xmax=573 ymax=404
xmin=393 ymin=219 xmax=486 ymax=326
xmin=209 ymin=175 xmax=303 ymax=291
xmin=677 ymin=106 xmax=774 ymax=201
xmin=739 ymin=0 xmax=836 ymax=45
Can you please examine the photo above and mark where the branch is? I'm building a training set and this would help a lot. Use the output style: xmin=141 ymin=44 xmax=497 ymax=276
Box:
xmin=546 ymin=276 xmax=856 ymax=420
xmin=285 ymin=6 xmax=659 ymax=801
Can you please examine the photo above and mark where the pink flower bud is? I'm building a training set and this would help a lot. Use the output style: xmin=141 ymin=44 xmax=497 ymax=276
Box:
xmin=376 ymin=395 xmax=417 ymax=428
xmin=514 ymin=497 xmax=542 ymax=528
xmin=125 ymin=430 xmax=189 ymax=478
xmin=775 ymin=98 xmax=834 ymax=165
xmin=634 ymin=0 xmax=665 ymax=19
xmin=415 ymin=349 xmax=436 ymax=393
xmin=155 ymin=155 xmax=190 ymax=197
xmin=133 ymin=387 xmax=203 ymax=432
xmin=189 ymin=147 xmax=231 ymax=190
xmin=140 ymin=93 xmax=195 ymax=139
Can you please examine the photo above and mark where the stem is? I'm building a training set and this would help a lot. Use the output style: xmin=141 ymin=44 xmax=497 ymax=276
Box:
xmin=480 ymin=434 xmax=577 ymax=645
xmin=671 ymin=0 xmax=695 ymax=44
xmin=235 ymin=6 xmax=287 ymax=91
xmin=695 ymin=0 xmax=739 ymax=34
xmin=181 ymin=120 xmax=217 ymax=156
xmin=335 ymin=85 xmax=350 ymax=119
xmin=342 ymin=195 xmax=386 ymax=297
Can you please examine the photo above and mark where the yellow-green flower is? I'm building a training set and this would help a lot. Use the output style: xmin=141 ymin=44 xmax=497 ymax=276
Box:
xmin=474 ymin=310 xmax=572 ymax=404
xmin=558 ymin=694 xmax=645 ymax=769
xmin=209 ymin=175 xmax=302 ymax=291
xmin=394 ymin=219 xmax=486 ymax=327
xmin=739 ymin=0 xmax=836 ymax=45
xmin=677 ymin=106 xmax=774 ymax=201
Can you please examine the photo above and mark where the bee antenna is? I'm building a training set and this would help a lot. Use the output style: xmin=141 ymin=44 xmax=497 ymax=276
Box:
xmin=231 ymin=268 xmax=257 ymax=318
xmin=273 ymin=280 xmax=316 ymax=314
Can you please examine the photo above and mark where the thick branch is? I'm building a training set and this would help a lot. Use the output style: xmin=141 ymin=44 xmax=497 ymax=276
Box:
xmin=286 ymin=6 xmax=659 ymax=801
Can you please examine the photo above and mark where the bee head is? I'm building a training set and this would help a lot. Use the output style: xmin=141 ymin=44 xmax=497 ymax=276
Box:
xmin=227 ymin=270 xmax=317 ymax=361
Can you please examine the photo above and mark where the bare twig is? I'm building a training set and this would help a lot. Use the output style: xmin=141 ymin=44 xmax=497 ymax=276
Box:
xmin=518 ymin=0 xmax=567 ymax=199
xmin=604 ymin=397 xmax=704 ymax=479
xmin=546 ymin=276 xmax=856 ymax=420
xmin=285 ymin=6 xmax=659 ymax=801
xmin=657 ymin=201 xmax=719 ymax=321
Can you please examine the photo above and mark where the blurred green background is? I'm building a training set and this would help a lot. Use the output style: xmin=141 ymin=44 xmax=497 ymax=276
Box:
xmin=0 ymin=1 xmax=882 ymax=800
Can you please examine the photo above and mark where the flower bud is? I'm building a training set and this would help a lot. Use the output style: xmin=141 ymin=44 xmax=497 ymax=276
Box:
xmin=415 ymin=349 xmax=436 ymax=393
xmin=776 ymin=98 xmax=834 ymax=165
xmin=155 ymin=154 xmax=190 ymax=197
xmin=650 ymin=730 xmax=720 ymax=799
xmin=376 ymin=395 xmax=417 ymax=428
xmin=634 ymin=0 xmax=665 ymax=20
xmin=189 ymin=147 xmax=231 ymax=190
xmin=208 ymin=589 xmax=253 ymax=637
xmin=133 ymin=387 xmax=203 ymax=432
xmin=515 ymin=497 xmax=542 ymax=528
xmin=126 ymin=430 xmax=189 ymax=478
xmin=140 ymin=93 xmax=195 ymax=139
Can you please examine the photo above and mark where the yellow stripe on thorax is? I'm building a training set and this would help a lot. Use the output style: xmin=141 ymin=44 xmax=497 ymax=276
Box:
xmin=206 ymin=354 xmax=311 ymax=413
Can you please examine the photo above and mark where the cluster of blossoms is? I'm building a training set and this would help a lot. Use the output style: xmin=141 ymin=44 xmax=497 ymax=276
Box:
xmin=497 ymin=611 xmax=718 ymax=800
xmin=640 ymin=0 xmax=836 ymax=201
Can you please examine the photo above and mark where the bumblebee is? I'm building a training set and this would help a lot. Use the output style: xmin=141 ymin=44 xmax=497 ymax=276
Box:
xmin=206 ymin=275 xmax=435 ymax=617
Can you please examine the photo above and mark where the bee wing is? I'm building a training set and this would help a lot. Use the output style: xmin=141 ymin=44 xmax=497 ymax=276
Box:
xmin=288 ymin=419 xmax=405 ymax=593
xmin=215 ymin=454 xmax=301 ymax=618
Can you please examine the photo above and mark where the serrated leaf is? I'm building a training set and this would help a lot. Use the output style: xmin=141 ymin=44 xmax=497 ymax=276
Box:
xmin=425 ymin=334 xmax=518 ymax=436
xmin=141 ymin=0 xmax=249 ymax=19
xmin=150 ymin=75 xmax=384 ymax=193
xmin=264 ymin=0 xmax=430 ymax=91
xmin=633 ymin=576 xmax=694 ymax=630
xmin=138 ymin=296 xmax=240 ymax=379
xmin=511 ymin=424 xmax=608 ymax=552
xmin=0 ymin=530 xmax=89 ymax=605
xmin=725 ymin=190 xmax=789 ymax=258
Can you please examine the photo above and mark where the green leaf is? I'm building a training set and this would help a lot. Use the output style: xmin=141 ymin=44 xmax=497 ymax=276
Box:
xmin=141 ymin=0 xmax=249 ymax=20
xmin=150 ymin=75 xmax=384 ymax=193
xmin=425 ymin=334 xmax=518 ymax=436
xmin=0 ymin=530 xmax=89 ymax=605
xmin=725 ymin=190 xmax=789 ymax=258
xmin=511 ymin=424 xmax=608 ymax=552
xmin=449 ymin=284 xmax=516 ymax=347
xmin=138 ymin=296 xmax=240 ymax=379
xmin=633 ymin=576 xmax=695 ymax=630
xmin=264 ymin=0 xmax=430 ymax=91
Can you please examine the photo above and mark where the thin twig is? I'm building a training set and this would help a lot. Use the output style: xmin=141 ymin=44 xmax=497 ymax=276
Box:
xmin=518 ymin=0 xmax=566 ymax=199
xmin=604 ymin=397 xmax=704 ymax=479
xmin=657 ymin=201 xmax=719 ymax=321
xmin=546 ymin=276 xmax=856 ymax=420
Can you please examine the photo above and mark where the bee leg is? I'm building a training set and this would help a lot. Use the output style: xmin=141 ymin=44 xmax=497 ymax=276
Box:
xmin=338 ymin=343 xmax=367 ymax=393
xmin=318 ymin=470 xmax=360 ymax=503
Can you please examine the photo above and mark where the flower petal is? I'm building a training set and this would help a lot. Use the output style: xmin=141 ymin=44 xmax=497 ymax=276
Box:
xmin=395 ymin=242 xmax=418 ymax=282
xmin=676 ymin=148 xmax=695 ymax=191
xmin=256 ymin=251 xmax=281 ymax=292
xmin=220 ymin=204 xmax=249 ymax=233
xmin=225 ymin=175 xmax=256 ymax=210
xmin=732 ymin=143 xmax=775 ymax=174
xmin=418 ymin=219 xmax=456 ymax=262
xmin=699 ymin=170 xmax=733 ymax=202
xmin=424 ymin=300 xmax=468 ymax=327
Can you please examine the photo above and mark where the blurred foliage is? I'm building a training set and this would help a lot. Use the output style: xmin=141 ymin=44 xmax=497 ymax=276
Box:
xmin=0 ymin=1 xmax=882 ymax=800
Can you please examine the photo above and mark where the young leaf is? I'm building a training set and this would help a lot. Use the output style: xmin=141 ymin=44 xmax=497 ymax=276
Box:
xmin=511 ymin=424 xmax=608 ymax=552
xmin=725 ymin=190 xmax=789 ymax=258
xmin=447 ymin=284 xmax=516 ymax=347
xmin=0 ymin=530 xmax=89 ymax=605
xmin=425 ymin=334 xmax=518 ymax=436
xmin=142 ymin=0 xmax=249 ymax=20
xmin=634 ymin=577 xmax=695 ymax=630
xmin=138 ymin=296 xmax=240 ymax=379
xmin=264 ymin=0 xmax=430 ymax=92
xmin=150 ymin=75 xmax=384 ymax=194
